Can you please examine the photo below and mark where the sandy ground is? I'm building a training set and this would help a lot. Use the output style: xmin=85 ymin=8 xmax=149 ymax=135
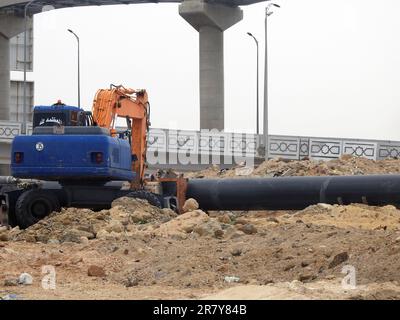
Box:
xmin=2 ymin=156 xmax=400 ymax=300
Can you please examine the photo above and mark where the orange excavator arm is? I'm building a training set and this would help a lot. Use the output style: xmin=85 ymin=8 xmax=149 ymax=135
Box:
xmin=91 ymin=85 xmax=150 ymax=188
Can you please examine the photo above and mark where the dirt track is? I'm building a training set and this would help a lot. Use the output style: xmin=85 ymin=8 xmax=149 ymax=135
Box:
xmin=2 ymin=156 xmax=400 ymax=300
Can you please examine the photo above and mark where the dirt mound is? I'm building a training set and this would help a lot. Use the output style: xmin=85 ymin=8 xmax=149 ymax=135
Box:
xmin=1 ymin=198 xmax=178 ymax=244
xmin=253 ymin=156 xmax=400 ymax=177
xmin=3 ymin=156 xmax=400 ymax=299
xmin=281 ymin=203 xmax=400 ymax=231
xmin=0 ymin=198 xmax=239 ymax=244
xmin=186 ymin=156 xmax=400 ymax=179
xmin=203 ymin=281 xmax=400 ymax=300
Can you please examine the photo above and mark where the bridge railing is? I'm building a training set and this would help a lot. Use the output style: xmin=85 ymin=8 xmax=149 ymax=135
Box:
xmin=2 ymin=122 xmax=400 ymax=163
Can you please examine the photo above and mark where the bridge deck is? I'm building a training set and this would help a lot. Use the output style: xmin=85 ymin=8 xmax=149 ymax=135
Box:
xmin=1 ymin=0 xmax=267 ymax=16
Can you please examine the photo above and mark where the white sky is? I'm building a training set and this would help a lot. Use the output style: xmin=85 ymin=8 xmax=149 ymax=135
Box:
xmin=32 ymin=0 xmax=400 ymax=141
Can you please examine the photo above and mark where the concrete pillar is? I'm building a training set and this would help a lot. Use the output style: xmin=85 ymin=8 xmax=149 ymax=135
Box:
xmin=0 ymin=34 xmax=10 ymax=120
xmin=0 ymin=14 xmax=25 ymax=121
xmin=179 ymin=0 xmax=243 ymax=130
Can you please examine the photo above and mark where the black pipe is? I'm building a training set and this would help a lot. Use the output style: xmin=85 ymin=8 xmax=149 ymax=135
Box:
xmin=186 ymin=175 xmax=400 ymax=211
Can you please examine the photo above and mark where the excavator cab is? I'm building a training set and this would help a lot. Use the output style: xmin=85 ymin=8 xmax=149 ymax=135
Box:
xmin=32 ymin=101 xmax=95 ymax=129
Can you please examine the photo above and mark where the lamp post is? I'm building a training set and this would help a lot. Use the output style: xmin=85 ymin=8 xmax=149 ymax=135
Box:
xmin=23 ymin=3 xmax=54 ymax=134
xmin=23 ymin=0 xmax=36 ymax=134
xmin=263 ymin=2 xmax=280 ymax=159
xmin=247 ymin=32 xmax=259 ymax=135
xmin=68 ymin=29 xmax=81 ymax=108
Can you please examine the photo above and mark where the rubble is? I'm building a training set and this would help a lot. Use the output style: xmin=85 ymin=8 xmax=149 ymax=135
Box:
xmin=185 ymin=156 xmax=400 ymax=179
xmin=1 ymin=156 xmax=400 ymax=299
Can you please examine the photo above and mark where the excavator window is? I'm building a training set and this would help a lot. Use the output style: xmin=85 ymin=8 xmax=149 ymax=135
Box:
xmin=33 ymin=109 xmax=95 ymax=129
xmin=33 ymin=113 xmax=66 ymax=127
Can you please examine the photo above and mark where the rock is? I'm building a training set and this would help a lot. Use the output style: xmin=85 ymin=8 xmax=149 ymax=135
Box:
xmin=301 ymin=261 xmax=310 ymax=268
xmin=0 ymin=294 xmax=19 ymax=300
xmin=24 ymin=235 xmax=37 ymax=243
xmin=234 ymin=218 xmax=249 ymax=225
xmin=47 ymin=239 xmax=60 ymax=245
xmin=87 ymin=265 xmax=106 ymax=277
xmin=298 ymin=274 xmax=315 ymax=282
xmin=230 ymin=248 xmax=242 ymax=257
xmin=18 ymin=273 xmax=33 ymax=285
xmin=105 ymin=220 xmax=124 ymax=233
xmin=109 ymin=231 xmax=122 ymax=240
xmin=61 ymin=229 xmax=95 ymax=243
xmin=224 ymin=227 xmax=245 ymax=239
xmin=224 ymin=276 xmax=240 ymax=283
xmin=267 ymin=217 xmax=280 ymax=223
xmin=193 ymin=220 xmax=223 ymax=238
xmin=4 ymin=278 xmax=18 ymax=286
xmin=154 ymin=210 xmax=209 ymax=238
xmin=238 ymin=224 xmax=258 ymax=235
xmin=317 ymin=203 xmax=333 ymax=210
xmin=218 ymin=214 xmax=232 ymax=224
xmin=214 ymin=229 xmax=224 ymax=239
xmin=0 ymin=226 xmax=7 ymax=232
xmin=283 ymin=263 xmax=296 ymax=271
xmin=123 ymin=276 xmax=139 ymax=287
xmin=96 ymin=229 xmax=110 ymax=239
xmin=70 ymin=257 xmax=83 ymax=265
xmin=123 ymin=249 xmax=129 ymax=255
xmin=395 ymin=236 xmax=400 ymax=243
xmin=182 ymin=198 xmax=199 ymax=213
xmin=0 ymin=232 xmax=9 ymax=242
xmin=329 ymin=252 xmax=349 ymax=269
xmin=79 ymin=236 xmax=89 ymax=245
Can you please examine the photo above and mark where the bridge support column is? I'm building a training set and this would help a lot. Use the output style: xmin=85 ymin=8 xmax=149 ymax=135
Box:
xmin=0 ymin=34 xmax=10 ymax=121
xmin=0 ymin=14 xmax=25 ymax=121
xmin=179 ymin=0 xmax=243 ymax=131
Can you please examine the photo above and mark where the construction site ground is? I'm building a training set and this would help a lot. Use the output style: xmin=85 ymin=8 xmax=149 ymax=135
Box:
xmin=2 ymin=156 xmax=400 ymax=300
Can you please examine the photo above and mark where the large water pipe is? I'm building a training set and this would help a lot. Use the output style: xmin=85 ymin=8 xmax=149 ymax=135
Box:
xmin=186 ymin=175 xmax=400 ymax=211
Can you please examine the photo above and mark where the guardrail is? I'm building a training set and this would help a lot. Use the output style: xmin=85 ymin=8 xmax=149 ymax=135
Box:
xmin=1 ymin=122 xmax=400 ymax=162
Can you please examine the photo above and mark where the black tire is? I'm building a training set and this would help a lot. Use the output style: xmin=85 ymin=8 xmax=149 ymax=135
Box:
xmin=126 ymin=190 xmax=162 ymax=208
xmin=15 ymin=189 xmax=61 ymax=229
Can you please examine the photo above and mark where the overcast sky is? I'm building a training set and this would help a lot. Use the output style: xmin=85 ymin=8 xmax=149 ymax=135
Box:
xmin=32 ymin=0 xmax=400 ymax=141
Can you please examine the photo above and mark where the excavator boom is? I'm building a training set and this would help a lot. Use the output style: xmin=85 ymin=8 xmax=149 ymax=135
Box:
xmin=92 ymin=85 xmax=150 ymax=188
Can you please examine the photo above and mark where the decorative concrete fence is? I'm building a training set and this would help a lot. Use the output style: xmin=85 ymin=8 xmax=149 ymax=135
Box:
xmin=2 ymin=122 xmax=400 ymax=163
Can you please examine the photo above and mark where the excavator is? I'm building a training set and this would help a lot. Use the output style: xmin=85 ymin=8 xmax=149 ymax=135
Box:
xmin=2 ymin=85 xmax=187 ymax=228
xmin=3 ymin=85 xmax=400 ymax=229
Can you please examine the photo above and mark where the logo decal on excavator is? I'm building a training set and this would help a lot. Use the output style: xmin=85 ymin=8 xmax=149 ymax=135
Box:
xmin=36 ymin=142 xmax=44 ymax=152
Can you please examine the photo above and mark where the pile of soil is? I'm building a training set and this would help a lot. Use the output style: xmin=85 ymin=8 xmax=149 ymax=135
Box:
xmin=185 ymin=155 xmax=400 ymax=179
xmin=1 ymin=156 xmax=400 ymax=299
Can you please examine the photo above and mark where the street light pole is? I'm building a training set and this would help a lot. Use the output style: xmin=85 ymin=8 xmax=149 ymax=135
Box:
xmin=23 ymin=0 xmax=36 ymax=134
xmin=68 ymin=29 xmax=80 ymax=108
xmin=264 ymin=3 xmax=280 ymax=159
xmin=247 ymin=32 xmax=259 ymax=135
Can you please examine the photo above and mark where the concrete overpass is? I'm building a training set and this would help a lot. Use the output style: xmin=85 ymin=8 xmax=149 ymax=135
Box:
xmin=0 ymin=0 xmax=267 ymax=131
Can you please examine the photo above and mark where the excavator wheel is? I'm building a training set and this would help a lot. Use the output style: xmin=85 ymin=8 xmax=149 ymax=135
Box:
xmin=15 ymin=189 xmax=61 ymax=229
xmin=126 ymin=190 xmax=162 ymax=208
